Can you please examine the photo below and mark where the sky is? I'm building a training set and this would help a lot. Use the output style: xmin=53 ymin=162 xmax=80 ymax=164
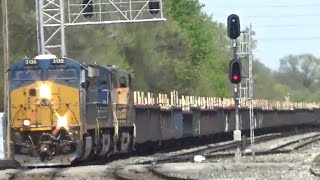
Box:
xmin=199 ymin=0 xmax=320 ymax=70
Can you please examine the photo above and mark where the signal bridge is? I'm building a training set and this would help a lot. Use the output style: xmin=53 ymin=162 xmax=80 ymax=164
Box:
xmin=36 ymin=0 xmax=165 ymax=57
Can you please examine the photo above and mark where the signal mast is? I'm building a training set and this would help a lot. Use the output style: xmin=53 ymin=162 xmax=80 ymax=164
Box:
xmin=227 ymin=14 xmax=242 ymax=161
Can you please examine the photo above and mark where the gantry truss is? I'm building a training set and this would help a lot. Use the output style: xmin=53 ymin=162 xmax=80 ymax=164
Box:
xmin=36 ymin=0 xmax=166 ymax=56
xmin=237 ymin=25 xmax=255 ymax=154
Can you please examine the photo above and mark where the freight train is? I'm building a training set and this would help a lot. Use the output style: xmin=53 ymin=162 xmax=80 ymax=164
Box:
xmin=7 ymin=54 xmax=320 ymax=167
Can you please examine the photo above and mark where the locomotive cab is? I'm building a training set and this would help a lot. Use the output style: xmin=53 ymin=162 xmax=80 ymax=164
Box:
xmin=111 ymin=70 xmax=133 ymax=125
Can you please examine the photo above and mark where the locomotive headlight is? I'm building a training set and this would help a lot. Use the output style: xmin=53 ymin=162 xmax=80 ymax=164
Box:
xmin=57 ymin=116 xmax=68 ymax=129
xmin=39 ymin=84 xmax=51 ymax=99
xmin=23 ymin=119 xmax=31 ymax=127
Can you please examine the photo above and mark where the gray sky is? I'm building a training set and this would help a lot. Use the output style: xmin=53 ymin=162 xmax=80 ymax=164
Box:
xmin=199 ymin=0 xmax=320 ymax=70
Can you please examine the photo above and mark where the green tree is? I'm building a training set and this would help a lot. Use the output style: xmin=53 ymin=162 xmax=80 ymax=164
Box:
xmin=0 ymin=0 xmax=235 ymax=111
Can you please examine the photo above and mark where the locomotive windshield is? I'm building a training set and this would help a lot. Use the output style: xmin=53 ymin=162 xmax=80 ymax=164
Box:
xmin=12 ymin=70 xmax=41 ymax=81
xmin=47 ymin=68 xmax=78 ymax=87
xmin=10 ymin=69 xmax=42 ymax=89
xmin=47 ymin=68 xmax=77 ymax=79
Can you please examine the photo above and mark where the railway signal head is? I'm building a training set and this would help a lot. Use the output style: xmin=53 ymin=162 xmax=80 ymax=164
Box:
xmin=149 ymin=0 xmax=160 ymax=15
xmin=227 ymin=14 xmax=240 ymax=39
xmin=82 ymin=0 xmax=94 ymax=18
xmin=229 ymin=59 xmax=242 ymax=84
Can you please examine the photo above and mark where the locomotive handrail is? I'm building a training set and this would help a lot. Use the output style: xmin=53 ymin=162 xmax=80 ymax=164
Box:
xmin=86 ymin=102 xmax=108 ymax=105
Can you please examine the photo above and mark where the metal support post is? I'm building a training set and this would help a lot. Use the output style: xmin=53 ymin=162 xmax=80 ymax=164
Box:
xmin=248 ymin=24 xmax=255 ymax=159
xmin=236 ymin=25 xmax=255 ymax=159
xmin=2 ymin=0 xmax=11 ymax=159
xmin=234 ymin=84 xmax=241 ymax=161
xmin=35 ymin=0 xmax=41 ymax=54
xmin=60 ymin=0 xmax=66 ymax=57
xmin=232 ymin=39 xmax=241 ymax=161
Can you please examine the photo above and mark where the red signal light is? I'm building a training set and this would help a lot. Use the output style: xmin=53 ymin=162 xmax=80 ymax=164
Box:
xmin=233 ymin=75 xmax=239 ymax=81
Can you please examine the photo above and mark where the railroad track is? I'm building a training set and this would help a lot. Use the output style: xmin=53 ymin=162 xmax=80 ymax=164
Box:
xmin=77 ymin=130 xmax=320 ymax=180
xmin=110 ymin=131 xmax=320 ymax=180
xmin=205 ymin=131 xmax=320 ymax=160
xmin=4 ymin=130 xmax=320 ymax=180
xmin=310 ymin=154 xmax=320 ymax=176
xmin=137 ymin=130 xmax=320 ymax=165
xmin=112 ymin=164 xmax=194 ymax=180
xmin=268 ymin=133 xmax=320 ymax=151
xmin=162 ymin=133 xmax=283 ymax=159
xmin=112 ymin=131 xmax=320 ymax=180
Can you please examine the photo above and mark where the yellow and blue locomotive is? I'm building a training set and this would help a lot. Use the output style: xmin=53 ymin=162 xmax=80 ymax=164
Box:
xmin=9 ymin=54 xmax=134 ymax=166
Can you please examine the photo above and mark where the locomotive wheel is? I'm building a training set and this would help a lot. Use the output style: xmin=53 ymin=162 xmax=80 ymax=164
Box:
xmin=80 ymin=136 xmax=93 ymax=161
xmin=97 ymin=133 xmax=111 ymax=157
xmin=120 ymin=132 xmax=131 ymax=153
xmin=128 ymin=133 xmax=135 ymax=153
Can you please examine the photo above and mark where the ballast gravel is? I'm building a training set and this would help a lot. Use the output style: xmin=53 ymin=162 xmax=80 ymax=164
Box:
xmin=1 ymin=131 xmax=320 ymax=179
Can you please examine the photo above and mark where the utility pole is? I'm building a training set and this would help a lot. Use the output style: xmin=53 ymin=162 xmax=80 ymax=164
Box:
xmin=2 ymin=0 xmax=10 ymax=159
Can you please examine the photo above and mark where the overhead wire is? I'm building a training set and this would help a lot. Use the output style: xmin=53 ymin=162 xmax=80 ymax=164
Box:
xmin=256 ymin=24 xmax=320 ymax=28
xmin=207 ymin=3 xmax=320 ymax=41
xmin=212 ymin=3 xmax=320 ymax=9
xmin=256 ymin=37 xmax=320 ymax=41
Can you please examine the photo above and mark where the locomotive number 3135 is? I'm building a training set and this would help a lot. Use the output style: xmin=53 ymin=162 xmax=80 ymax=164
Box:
xmin=25 ymin=59 xmax=37 ymax=65
xmin=52 ymin=59 xmax=65 ymax=64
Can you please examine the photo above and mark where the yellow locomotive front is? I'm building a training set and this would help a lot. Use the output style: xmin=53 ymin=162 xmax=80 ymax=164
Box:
xmin=9 ymin=55 xmax=82 ymax=166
